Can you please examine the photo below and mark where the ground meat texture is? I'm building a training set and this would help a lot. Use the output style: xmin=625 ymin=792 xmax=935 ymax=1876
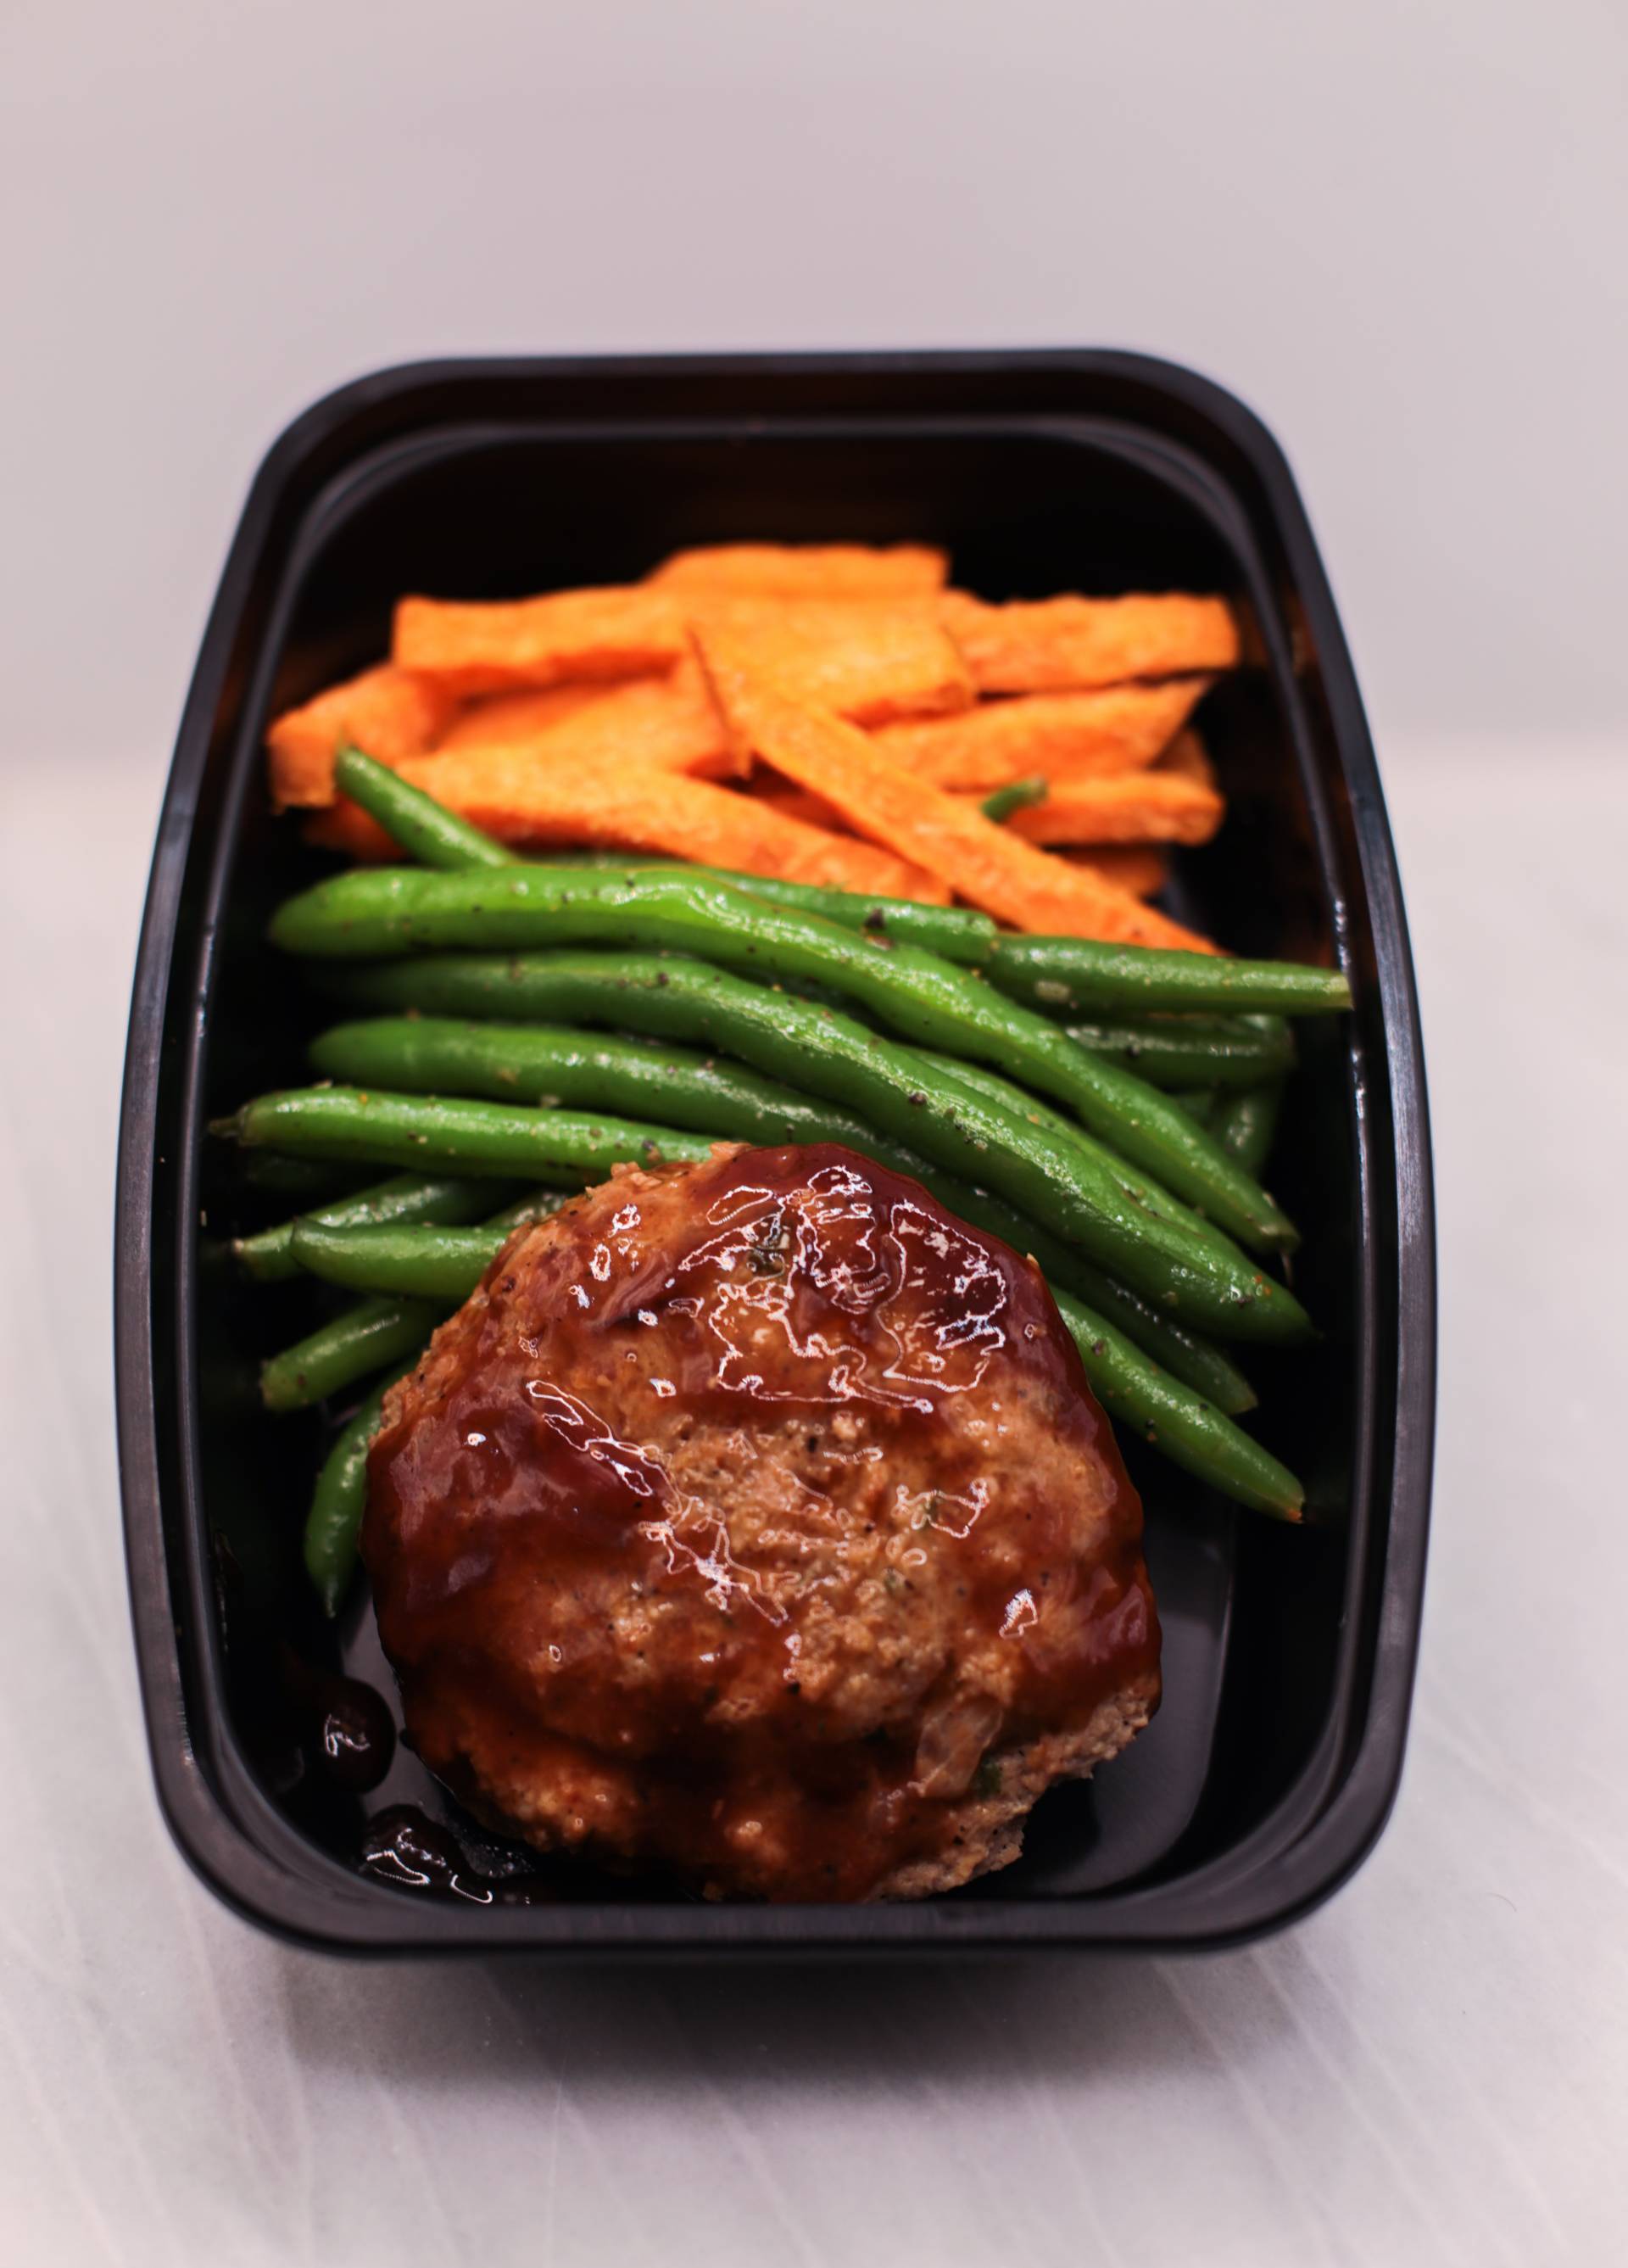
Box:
xmin=363 ymin=1142 xmax=1160 ymax=1902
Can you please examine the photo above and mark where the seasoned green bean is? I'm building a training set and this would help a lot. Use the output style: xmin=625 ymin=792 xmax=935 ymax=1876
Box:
xmin=304 ymin=952 xmax=1310 ymax=1341
xmin=1060 ymin=1013 xmax=1293 ymax=1091
xmin=323 ymin=755 xmax=1345 ymax=1030
xmin=231 ymin=1150 xmax=381 ymax=1202
xmin=1053 ymin=1293 xmax=1302 ymax=1519
xmin=266 ymin=758 xmax=1317 ymax=1517
xmin=289 ymin=1222 xmax=510 ymax=1301
xmin=260 ymin=1294 xmax=441 ymax=1414
xmin=218 ymin=1086 xmax=713 ymax=1181
xmin=527 ymin=861 xmax=990 ymax=958
xmin=309 ymin=1008 xmax=1252 ymax=1405
xmin=233 ymin=1170 xmax=503 ymax=1283
xmin=309 ymin=1019 xmax=906 ymax=1154
xmin=980 ymin=774 xmax=1049 ymax=824
xmin=303 ymin=1363 xmax=415 ymax=1614
xmin=987 ymin=932 xmax=1351 ymax=1017
xmin=289 ymin=1186 xmax=572 ymax=1298
xmin=333 ymin=746 xmax=516 ymax=871
xmin=914 ymin=1052 xmax=1232 ymax=1254
xmin=1169 ymin=1087 xmax=1219 ymax=1120
xmin=1212 ymin=1082 xmax=1287 ymax=1179
xmin=269 ymin=865 xmax=1296 ymax=1253
xmin=330 ymin=748 xmax=990 ymax=957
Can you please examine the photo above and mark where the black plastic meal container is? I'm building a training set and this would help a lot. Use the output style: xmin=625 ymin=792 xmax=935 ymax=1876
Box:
xmin=114 ymin=350 xmax=1434 ymax=1954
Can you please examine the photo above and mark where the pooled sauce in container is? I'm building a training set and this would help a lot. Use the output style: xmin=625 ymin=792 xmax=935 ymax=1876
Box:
xmin=365 ymin=1144 xmax=1159 ymax=1901
xmin=360 ymin=1806 xmax=560 ymax=1904
xmin=278 ymin=1648 xmax=397 ymax=1792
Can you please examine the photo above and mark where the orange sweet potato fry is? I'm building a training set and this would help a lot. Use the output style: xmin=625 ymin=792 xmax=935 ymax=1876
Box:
xmin=870 ymin=679 xmax=1211 ymax=790
xmin=432 ymin=684 xmax=607 ymax=750
xmin=433 ymin=656 xmax=736 ymax=779
xmin=939 ymin=590 xmax=1240 ymax=692
xmin=1060 ymin=846 xmax=1171 ymax=900
xmin=265 ymin=663 xmax=460 ymax=810
xmin=747 ymin=781 xmax=849 ymax=831
xmin=698 ymin=657 xmax=1215 ymax=951
xmin=988 ymin=772 xmax=1224 ymax=847
xmin=305 ymin=805 xmax=405 ymax=860
xmin=689 ymin=598 xmax=972 ymax=728
xmin=309 ymin=751 xmax=949 ymax=902
xmin=1155 ymin=726 xmax=1219 ymax=790
xmin=393 ymin=587 xmax=687 ymax=695
xmin=650 ymin=542 xmax=949 ymax=599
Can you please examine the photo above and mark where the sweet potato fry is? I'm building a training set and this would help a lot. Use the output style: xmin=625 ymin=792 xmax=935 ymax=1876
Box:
xmin=689 ymin=598 xmax=972 ymax=728
xmin=1060 ymin=846 xmax=1171 ymax=900
xmin=265 ymin=663 xmax=460 ymax=810
xmin=432 ymin=684 xmax=607 ymax=750
xmin=939 ymin=590 xmax=1240 ymax=692
xmin=870 ymin=679 xmax=1211 ymax=790
xmin=745 ymin=779 xmax=849 ymax=831
xmin=988 ymin=772 xmax=1224 ymax=847
xmin=1156 ymin=727 xmax=1219 ymax=790
xmin=393 ymin=588 xmax=687 ymax=695
xmin=432 ymin=656 xmax=736 ymax=779
xmin=650 ymin=542 xmax=949 ymax=598
xmin=309 ymin=751 xmax=949 ymax=902
xmin=698 ymin=657 xmax=1215 ymax=951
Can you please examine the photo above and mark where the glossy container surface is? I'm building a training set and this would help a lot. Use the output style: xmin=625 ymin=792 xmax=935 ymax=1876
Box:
xmin=114 ymin=351 xmax=1434 ymax=1954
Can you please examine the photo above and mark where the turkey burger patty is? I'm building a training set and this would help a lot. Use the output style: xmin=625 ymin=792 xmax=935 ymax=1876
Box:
xmin=363 ymin=1142 xmax=1160 ymax=1901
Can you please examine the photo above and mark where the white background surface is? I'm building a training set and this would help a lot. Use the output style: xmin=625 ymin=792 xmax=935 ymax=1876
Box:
xmin=3 ymin=3 xmax=1626 ymax=2262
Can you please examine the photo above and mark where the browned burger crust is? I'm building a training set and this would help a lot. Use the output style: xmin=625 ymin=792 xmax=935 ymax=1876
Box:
xmin=363 ymin=1143 xmax=1160 ymax=1901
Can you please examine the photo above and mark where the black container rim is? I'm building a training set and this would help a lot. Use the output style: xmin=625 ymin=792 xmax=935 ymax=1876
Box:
xmin=114 ymin=348 xmax=1435 ymax=1955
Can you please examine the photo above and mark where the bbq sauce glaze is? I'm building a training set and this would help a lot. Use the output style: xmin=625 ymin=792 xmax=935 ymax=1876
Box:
xmin=364 ymin=1144 xmax=1159 ymax=1902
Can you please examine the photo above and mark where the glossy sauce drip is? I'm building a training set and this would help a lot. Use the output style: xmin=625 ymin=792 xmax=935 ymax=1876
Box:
xmin=278 ymin=1648 xmax=397 ymax=1791
xmin=360 ymin=1806 xmax=560 ymax=1905
xmin=365 ymin=1145 xmax=1159 ymax=1901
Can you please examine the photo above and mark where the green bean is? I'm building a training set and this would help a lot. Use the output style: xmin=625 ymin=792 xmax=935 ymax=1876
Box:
xmin=1170 ymin=1087 xmax=1219 ymax=1120
xmin=915 ymin=1052 xmax=1232 ymax=1254
xmin=530 ymin=861 xmax=990 ymax=958
xmin=329 ymin=749 xmax=991 ymax=958
xmin=306 ymin=951 xmax=1308 ymax=1341
xmin=895 ymin=1065 xmax=1243 ymax=1399
xmin=287 ymin=1222 xmax=513 ymax=1302
xmin=231 ymin=1149 xmax=382 ymax=1202
xmin=1052 ymin=1268 xmax=1254 ymax=1412
xmin=306 ymin=1015 xmax=1224 ymax=1267
xmin=1053 ymin=1293 xmax=1302 ymax=1519
xmin=980 ymin=774 xmax=1048 ymax=824
xmin=218 ymin=1086 xmax=714 ymax=1182
xmin=308 ymin=1019 xmax=904 ymax=1154
xmin=292 ymin=1185 xmax=570 ymax=1295
xmin=333 ymin=746 xmax=516 ymax=871
xmin=233 ymin=1170 xmax=505 ymax=1282
xmin=315 ymin=1003 xmax=1234 ymax=1260
xmin=482 ymin=1187 xmax=577 ymax=1232
xmin=313 ymin=1008 xmax=1256 ymax=1403
xmin=292 ymin=1011 xmax=1260 ymax=1397
xmin=260 ymin=1294 xmax=441 ymax=1414
xmin=318 ymin=760 xmax=1343 ymax=1037
xmin=987 ymin=933 xmax=1351 ymax=1017
xmin=270 ymin=866 xmax=1296 ymax=1254
xmin=288 ymin=765 xmax=1300 ymax=1508
xmin=902 ymin=1056 xmax=1249 ymax=1409
xmin=1059 ymin=1012 xmax=1294 ymax=1091
xmin=284 ymin=1219 xmax=1288 ymax=1511
xmin=303 ymin=1364 xmax=415 ymax=1615
xmin=1212 ymin=1082 xmax=1287 ymax=1179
